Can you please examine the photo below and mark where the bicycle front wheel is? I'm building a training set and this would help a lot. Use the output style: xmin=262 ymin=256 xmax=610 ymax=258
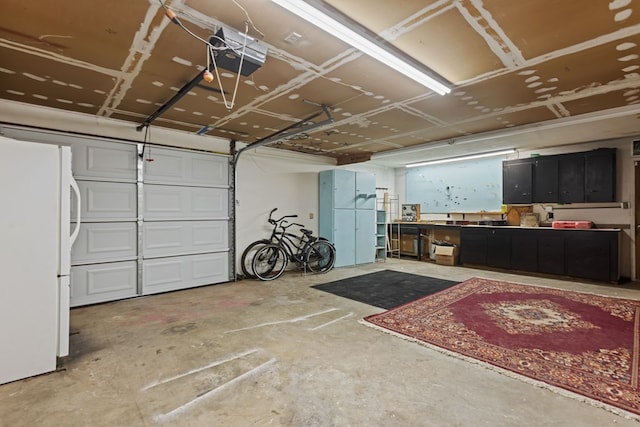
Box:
xmin=240 ymin=239 xmax=271 ymax=279
xmin=305 ymin=240 xmax=336 ymax=273
xmin=252 ymin=244 xmax=288 ymax=281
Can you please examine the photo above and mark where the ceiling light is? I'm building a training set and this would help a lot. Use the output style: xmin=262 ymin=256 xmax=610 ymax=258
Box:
xmin=405 ymin=149 xmax=516 ymax=168
xmin=271 ymin=0 xmax=450 ymax=95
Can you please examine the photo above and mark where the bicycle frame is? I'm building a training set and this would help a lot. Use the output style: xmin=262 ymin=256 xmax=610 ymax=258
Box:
xmin=243 ymin=207 xmax=335 ymax=280
xmin=271 ymin=221 xmax=316 ymax=267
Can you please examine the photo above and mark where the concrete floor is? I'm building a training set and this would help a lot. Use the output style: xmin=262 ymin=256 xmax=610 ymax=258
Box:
xmin=2 ymin=258 xmax=640 ymax=426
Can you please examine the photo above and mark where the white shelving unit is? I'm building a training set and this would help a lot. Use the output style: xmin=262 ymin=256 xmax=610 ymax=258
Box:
xmin=375 ymin=209 xmax=386 ymax=262
xmin=377 ymin=191 xmax=400 ymax=259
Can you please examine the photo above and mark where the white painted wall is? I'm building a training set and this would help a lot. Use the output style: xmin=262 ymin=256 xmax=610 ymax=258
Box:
xmin=235 ymin=147 xmax=334 ymax=269
xmin=235 ymin=150 xmax=396 ymax=272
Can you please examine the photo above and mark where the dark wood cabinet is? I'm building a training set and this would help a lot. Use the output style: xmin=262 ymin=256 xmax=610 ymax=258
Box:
xmin=585 ymin=149 xmax=616 ymax=202
xmin=503 ymin=159 xmax=533 ymax=204
xmin=538 ymin=232 xmax=566 ymax=275
xmin=460 ymin=228 xmax=487 ymax=265
xmin=399 ymin=224 xmax=620 ymax=283
xmin=565 ymin=232 xmax=617 ymax=282
xmin=511 ymin=231 xmax=538 ymax=271
xmin=558 ymin=154 xmax=585 ymax=203
xmin=503 ymin=148 xmax=616 ymax=204
xmin=487 ymin=228 xmax=511 ymax=269
xmin=459 ymin=226 xmax=619 ymax=282
xmin=533 ymin=157 xmax=558 ymax=202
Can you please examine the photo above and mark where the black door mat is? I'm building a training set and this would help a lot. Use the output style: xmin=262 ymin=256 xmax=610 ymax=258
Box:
xmin=312 ymin=270 xmax=459 ymax=310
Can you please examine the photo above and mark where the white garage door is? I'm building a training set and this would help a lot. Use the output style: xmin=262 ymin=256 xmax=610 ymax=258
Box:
xmin=69 ymin=139 xmax=231 ymax=306
xmin=140 ymin=146 xmax=229 ymax=296
xmin=70 ymin=140 xmax=138 ymax=306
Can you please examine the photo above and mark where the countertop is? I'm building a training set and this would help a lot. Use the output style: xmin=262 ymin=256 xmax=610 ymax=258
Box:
xmin=392 ymin=221 xmax=622 ymax=232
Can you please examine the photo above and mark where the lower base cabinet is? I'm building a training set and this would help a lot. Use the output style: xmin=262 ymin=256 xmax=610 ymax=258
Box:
xmin=460 ymin=227 xmax=619 ymax=282
xmin=565 ymin=234 xmax=616 ymax=282
xmin=538 ymin=233 xmax=565 ymax=276
xmin=511 ymin=233 xmax=537 ymax=271
xmin=460 ymin=228 xmax=511 ymax=268
xmin=460 ymin=229 xmax=487 ymax=265
xmin=486 ymin=229 xmax=511 ymax=269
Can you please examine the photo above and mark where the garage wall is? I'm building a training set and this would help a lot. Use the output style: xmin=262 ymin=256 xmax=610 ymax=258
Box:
xmin=235 ymin=148 xmax=333 ymax=272
xmin=234 ymin=149 xmax=396 ymax=272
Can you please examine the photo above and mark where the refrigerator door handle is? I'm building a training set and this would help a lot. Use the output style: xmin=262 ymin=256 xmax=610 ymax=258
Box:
xmin=70 ymin=176 xmax=81 ymax=246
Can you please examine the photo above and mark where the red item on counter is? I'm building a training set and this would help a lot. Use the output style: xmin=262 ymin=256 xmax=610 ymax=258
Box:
xmin=552 ymin=220 xmax=594 ymax=229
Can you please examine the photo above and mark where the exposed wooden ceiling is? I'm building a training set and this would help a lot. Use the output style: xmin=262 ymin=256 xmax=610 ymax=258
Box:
xmin=1 ymin=0 xmax=639 ymax=164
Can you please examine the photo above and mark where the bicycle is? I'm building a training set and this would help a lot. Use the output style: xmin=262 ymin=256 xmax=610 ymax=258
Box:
xmin=241 ymin=208 xmax=336 ymax=281
xmin=240 ymin=208 xmax=300 ymax=279
xmin=252 ymin=221 xmax=336 ymax=281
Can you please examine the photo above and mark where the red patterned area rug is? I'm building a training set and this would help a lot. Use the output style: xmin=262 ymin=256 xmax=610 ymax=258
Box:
xmin=363 ymin=277 xmax=640 ymax=419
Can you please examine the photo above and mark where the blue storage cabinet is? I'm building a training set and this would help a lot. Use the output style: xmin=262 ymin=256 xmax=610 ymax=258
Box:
xmin=319 ymin=169 xmax=375 ymax=267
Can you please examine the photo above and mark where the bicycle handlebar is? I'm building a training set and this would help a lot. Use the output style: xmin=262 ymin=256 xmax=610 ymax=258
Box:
xmin=280 ymin=221 xmax=305 ymax=230
xmin=267 ymin=208 xmax=299 ymax=225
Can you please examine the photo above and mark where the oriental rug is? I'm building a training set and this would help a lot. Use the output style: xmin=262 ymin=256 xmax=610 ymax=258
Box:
xmin=363 ymin=277 xmax=640 ymax=418
xmin=312 ymin=270 xmax=458 ymax=309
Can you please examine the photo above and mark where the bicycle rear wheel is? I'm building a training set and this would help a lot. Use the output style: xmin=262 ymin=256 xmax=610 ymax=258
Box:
xmin=305 ymin=240 xmax=336 ymax=273
xmin=252 ymin=244 xmax=288 ymax=281
xmin=240 ymin=239 xmax=271 ymax=279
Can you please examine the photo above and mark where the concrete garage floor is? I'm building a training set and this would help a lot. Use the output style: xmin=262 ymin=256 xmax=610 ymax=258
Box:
xmin=2 ymin=258 xmax=640 ymax=426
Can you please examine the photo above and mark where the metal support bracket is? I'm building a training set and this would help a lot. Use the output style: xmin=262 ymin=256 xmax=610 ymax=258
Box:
xmin=232 ymin=103 xmax=334 ymax=165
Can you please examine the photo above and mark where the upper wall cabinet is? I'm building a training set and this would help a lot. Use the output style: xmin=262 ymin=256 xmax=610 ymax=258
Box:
xmin=503 ymin=160 xmax=533 ymax=204
xmin=503 ymin=148 xmax=616 ymax=204
xmin=584 ymin=149 xmax=616 ymax=202
xmin=558 ymin=154 xmax=585 ymax=203
xmin=533 ymin=157 xmax=558 ymax=202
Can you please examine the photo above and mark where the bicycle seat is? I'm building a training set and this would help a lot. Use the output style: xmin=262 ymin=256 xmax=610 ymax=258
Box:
xmin=300 ymin=228 xmax=313 ymax=236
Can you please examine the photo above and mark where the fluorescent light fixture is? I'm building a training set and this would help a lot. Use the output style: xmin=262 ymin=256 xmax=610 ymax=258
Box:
xmin=405 ymin=149 xmax=516 ymax=168
xmin=271 ymin=0 xmax=450 ymax=95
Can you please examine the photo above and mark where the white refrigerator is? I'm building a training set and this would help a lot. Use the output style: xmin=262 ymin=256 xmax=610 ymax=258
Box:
xmin=0 ymin=135 xmax=80 ymax=384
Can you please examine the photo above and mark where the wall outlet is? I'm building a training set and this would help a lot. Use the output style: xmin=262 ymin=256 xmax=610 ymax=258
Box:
xmin=309 ymin=212 xmax=314 ymax=219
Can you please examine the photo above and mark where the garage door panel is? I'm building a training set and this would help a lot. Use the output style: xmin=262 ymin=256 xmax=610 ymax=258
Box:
xmin=142 ymin=220 xmax=229 ymax=258
xmin=72 ymin=141 xmax=137 ymax=182
xmin=70 ymin=261 xmax=137 ymax=307
xmin=142 ymin=253 xmax=229 ymax=295
xmin=143 ymin=185 xmax=228 ymax=220
xmin=71 ymin=222 xmax=137 ymax=265
xmin=144 ymin=147 xmax=228 ymax=186
xmin=74 ymin=181 xmax=137 ymax=221
xmin=67 ymin=138 xmax=231 ymax=306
